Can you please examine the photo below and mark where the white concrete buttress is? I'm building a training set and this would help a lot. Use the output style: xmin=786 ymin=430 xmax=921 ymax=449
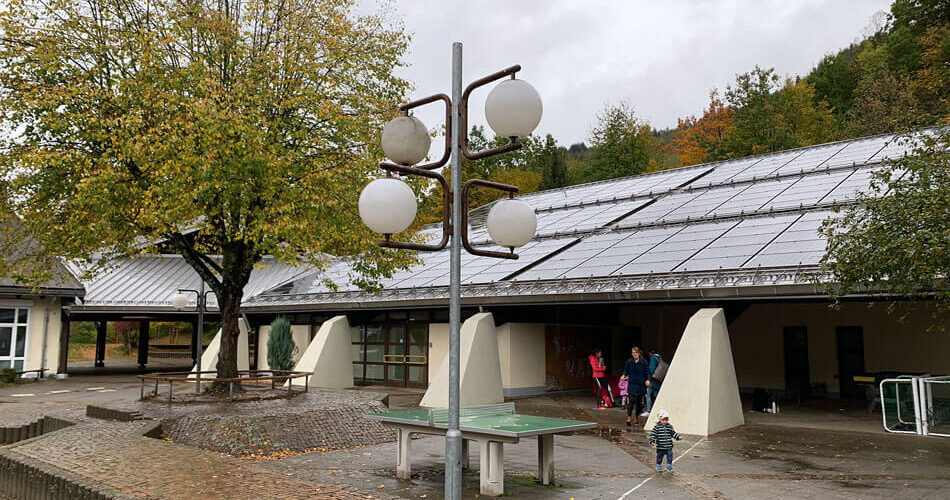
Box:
xmin=289 ymin=315 xmax=354 ymax=389
xmin=645 ymin=308 xmax=744 ymax=436
xmin=420 ymin=312 xmax=504 ymax=408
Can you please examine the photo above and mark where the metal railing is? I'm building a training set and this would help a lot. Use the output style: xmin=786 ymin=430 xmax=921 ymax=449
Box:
xmin=880 ymin=375 xmax=950 ymax=437
xmin=137 ymin=370 xmax=312 ymax=406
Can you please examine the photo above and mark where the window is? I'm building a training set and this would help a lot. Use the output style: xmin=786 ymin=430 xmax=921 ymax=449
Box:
xmin=0 ymin=307 xmax=29 ymax=371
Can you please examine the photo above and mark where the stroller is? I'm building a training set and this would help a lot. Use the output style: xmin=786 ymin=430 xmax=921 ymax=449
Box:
xmin=593 ymin=374 xmax=621 ymax=408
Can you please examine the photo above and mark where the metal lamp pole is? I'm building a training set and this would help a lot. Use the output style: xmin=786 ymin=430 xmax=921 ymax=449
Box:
xmin=177 ymin=281 xmax=209 ymax=394
xmin=366 ymin=42 xmax=538 ymax=500
xmin=445 ymin=41 xmax=464 ymax=498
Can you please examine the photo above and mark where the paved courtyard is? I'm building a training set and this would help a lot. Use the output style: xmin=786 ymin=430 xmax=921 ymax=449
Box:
xmin=1 ymin=376 xmax=949 ymax=499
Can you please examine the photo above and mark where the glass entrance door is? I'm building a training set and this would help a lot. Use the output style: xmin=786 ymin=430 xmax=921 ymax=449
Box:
xmin=383 ymin=324 xmax=428 ymax=387
xmin=352 ymin=312 xmax=428 ymax=388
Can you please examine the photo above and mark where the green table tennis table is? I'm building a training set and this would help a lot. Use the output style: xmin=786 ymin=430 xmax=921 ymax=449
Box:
xmin=365 ymin=402 xmax=596 ymax=496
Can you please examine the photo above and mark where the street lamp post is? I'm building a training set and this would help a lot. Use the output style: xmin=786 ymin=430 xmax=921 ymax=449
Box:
xmin=171 ymin=280 xmax=212 ymax=394
xmin=359 ymin=42 xmax=541 ymax=500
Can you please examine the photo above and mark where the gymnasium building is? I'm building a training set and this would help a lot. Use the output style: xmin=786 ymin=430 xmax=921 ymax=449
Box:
xmin=8 ymin=130 xmax=948 ymax=403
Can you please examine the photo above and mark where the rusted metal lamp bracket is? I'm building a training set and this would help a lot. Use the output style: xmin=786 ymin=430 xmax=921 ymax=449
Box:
xmin=397 ymin=93 xmax=452 ymax=171
xmin=461 ymin=179 xmax=519 ymax=260
xmin=378 ymin=162 xmax=452 ymax=251
xmin=460 ymin=65 xmax=524 ymax=160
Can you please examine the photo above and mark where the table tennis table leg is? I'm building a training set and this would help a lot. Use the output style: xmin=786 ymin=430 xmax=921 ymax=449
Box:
xmin=396 ymin=428 xmax=412 ymax=480
xmin=479 ymin=439 xmax=504 ymax=496
xmin=537 ymin=434 xmax=554 ymax=485
xmin=461 ymin=439 xmax=470 ymax=469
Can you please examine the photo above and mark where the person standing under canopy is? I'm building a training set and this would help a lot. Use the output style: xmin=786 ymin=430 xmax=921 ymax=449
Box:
xmin=622 ymin=347 xmax=651 ymax=425
xmin=589 ymin=348 xmax=616 ymax=407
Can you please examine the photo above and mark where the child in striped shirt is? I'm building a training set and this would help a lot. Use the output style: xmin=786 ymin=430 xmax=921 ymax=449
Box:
xmin=649 ymin=409 xmax=680 ymax=472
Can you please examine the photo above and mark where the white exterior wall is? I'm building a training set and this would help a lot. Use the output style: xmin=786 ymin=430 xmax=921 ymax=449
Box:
xmin=496 ymin=323 xmax=546 ymax=397
xmin=257 ymin=323 xmax=310 ymax=370
xmin=729 ymin=302 xmax=950 ymax=394
xmin=0 ymin=297 xmax=62 ymax=374
xmin=428 ymin=323 xmax=449 ymax=383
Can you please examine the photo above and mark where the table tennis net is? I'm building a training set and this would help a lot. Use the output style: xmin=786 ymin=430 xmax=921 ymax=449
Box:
xmin=428 ymin=402 xmax=515 ymax=424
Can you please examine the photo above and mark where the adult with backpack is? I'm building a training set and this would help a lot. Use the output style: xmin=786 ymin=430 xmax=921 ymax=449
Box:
xmin=646 ymin=348 xmax=669 ymax=413
xmin=621 ymin=347 xmax=650 ymax=426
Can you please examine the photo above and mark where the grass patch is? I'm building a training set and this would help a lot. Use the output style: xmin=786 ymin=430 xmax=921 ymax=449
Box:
xmin=67 ymin=342 xmax=134 ymax=361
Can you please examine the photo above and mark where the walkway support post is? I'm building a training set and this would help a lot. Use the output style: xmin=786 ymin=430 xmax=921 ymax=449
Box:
xmin=94 ymin=321 xmax=107 ymax=368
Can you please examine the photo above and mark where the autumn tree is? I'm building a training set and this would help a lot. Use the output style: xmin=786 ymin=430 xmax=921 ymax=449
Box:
xmin=581 ymin=102 xmax=658 ymax=182
xmin=819 ymin=129 xmax=950 ymax=325
xmin=669 ymin=90 xmax=734 ymax=166
xmin=0 ymin=0 xmax=413 ymax=382
xmin=720 ymin=67 xmax=834 ymax=157
xmin=846 ymin=69 xmax=921 ymax=136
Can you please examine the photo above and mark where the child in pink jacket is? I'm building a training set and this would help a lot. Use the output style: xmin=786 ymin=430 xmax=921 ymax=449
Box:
xmin=618 ymin=376 xmax=629 ymax=411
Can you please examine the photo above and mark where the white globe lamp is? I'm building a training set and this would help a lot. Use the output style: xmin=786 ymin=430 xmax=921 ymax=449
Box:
xmin=486 ymin=199 xmax=536 ymax=248
xmin=484 ymin=79 xmax=543 ymax=139
xmin=359 ymin=178 xmax=418 ymax=234
xmin=381 ymin=116 xmax=431 ymax=166
xmin=170 ymin=292 xmax=189 ymax=310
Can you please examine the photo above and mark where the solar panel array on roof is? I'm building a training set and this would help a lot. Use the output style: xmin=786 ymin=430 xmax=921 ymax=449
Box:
xmin=75 ymin=130 xmax=928 ymax=311
xmin=242 ymin=131 xmax=924 ymax=305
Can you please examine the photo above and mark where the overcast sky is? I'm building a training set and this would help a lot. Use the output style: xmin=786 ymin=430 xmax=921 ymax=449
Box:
xmin=369 ymin=0 xmax=892 ymax=147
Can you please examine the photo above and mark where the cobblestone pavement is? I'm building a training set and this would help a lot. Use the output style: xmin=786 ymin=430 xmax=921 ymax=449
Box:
xmin=122 ymin=388 xmax=394 ymax=455
xmin=3 ymin=379 xmax=950 ymax=499
xmin=5 ymin=419 xmax=390 ymax=499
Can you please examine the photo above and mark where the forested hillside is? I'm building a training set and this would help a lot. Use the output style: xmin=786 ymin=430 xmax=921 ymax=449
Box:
xmin=418 ymin=0 xmax=948 ymax=220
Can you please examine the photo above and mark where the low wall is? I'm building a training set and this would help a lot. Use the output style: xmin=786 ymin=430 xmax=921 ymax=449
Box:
xmin=0 ymin=416 xmax=137 ymax=500
xmin=0 ymin=416 xmax=73 ymax=445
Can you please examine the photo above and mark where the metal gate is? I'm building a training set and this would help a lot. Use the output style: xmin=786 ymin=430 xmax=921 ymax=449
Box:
xmin=880 ymin=375 xmax=950 ymax=437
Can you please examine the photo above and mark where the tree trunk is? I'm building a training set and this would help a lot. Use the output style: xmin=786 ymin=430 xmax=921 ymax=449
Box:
xmin=215 ymin=291 xmax=244 ymax=385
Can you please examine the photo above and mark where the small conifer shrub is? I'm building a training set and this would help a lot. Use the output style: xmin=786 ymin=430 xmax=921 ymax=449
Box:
xmin=266 ymin=316 xmax=296 ymax=372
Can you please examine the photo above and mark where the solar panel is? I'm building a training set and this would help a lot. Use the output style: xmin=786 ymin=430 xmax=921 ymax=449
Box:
xmin=820 ymin=167 xmax=881 ymax=203
xmin=823 ymin=135 xmax=889 ymax=168
xmin=726 ymin=150 xmax=804 ymax=182
xmin=709 ymin=177 xmax=798 ymax=215
xmin=742 ymin=211 xmax=837 ymax=268
xmin=614 ymin=220 xmax=737 ymax=275
xmin=675 ymin=214 xmax=800 ymax=271
xmin=770 ymin=142 xmax=848 ymax=176
xmin=765 ymin=170 xmax=851 ymax=210
xmin=691 ymin=157 xmax=763 ymax=186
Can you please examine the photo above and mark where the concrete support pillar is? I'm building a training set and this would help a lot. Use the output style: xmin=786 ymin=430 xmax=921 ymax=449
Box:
xmin=396 ymin=428 xmax=412 ymax=480
xmin=57 ymin=313 xmax=70 ymax=374
xmin=461 ymin=439 xmax=470 ymax=469
xmin=290 ymin=316 xmax=354 ymax=389
xmin=537 ymin=434 xmax=554 ymax=485
xmin=94 ymin=321 xmax=107 ymax=368
xmin=137 ymin=321 xmax=150 ymax=368
xmin=479 ymin=439 xmax=504 ymax=496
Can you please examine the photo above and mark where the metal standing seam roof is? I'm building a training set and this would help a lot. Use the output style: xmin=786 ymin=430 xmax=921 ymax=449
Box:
xmin=75 ymin=254 xmax=309 ymax=311
xmin=245 ymin=130 xmax=928 ymax=310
